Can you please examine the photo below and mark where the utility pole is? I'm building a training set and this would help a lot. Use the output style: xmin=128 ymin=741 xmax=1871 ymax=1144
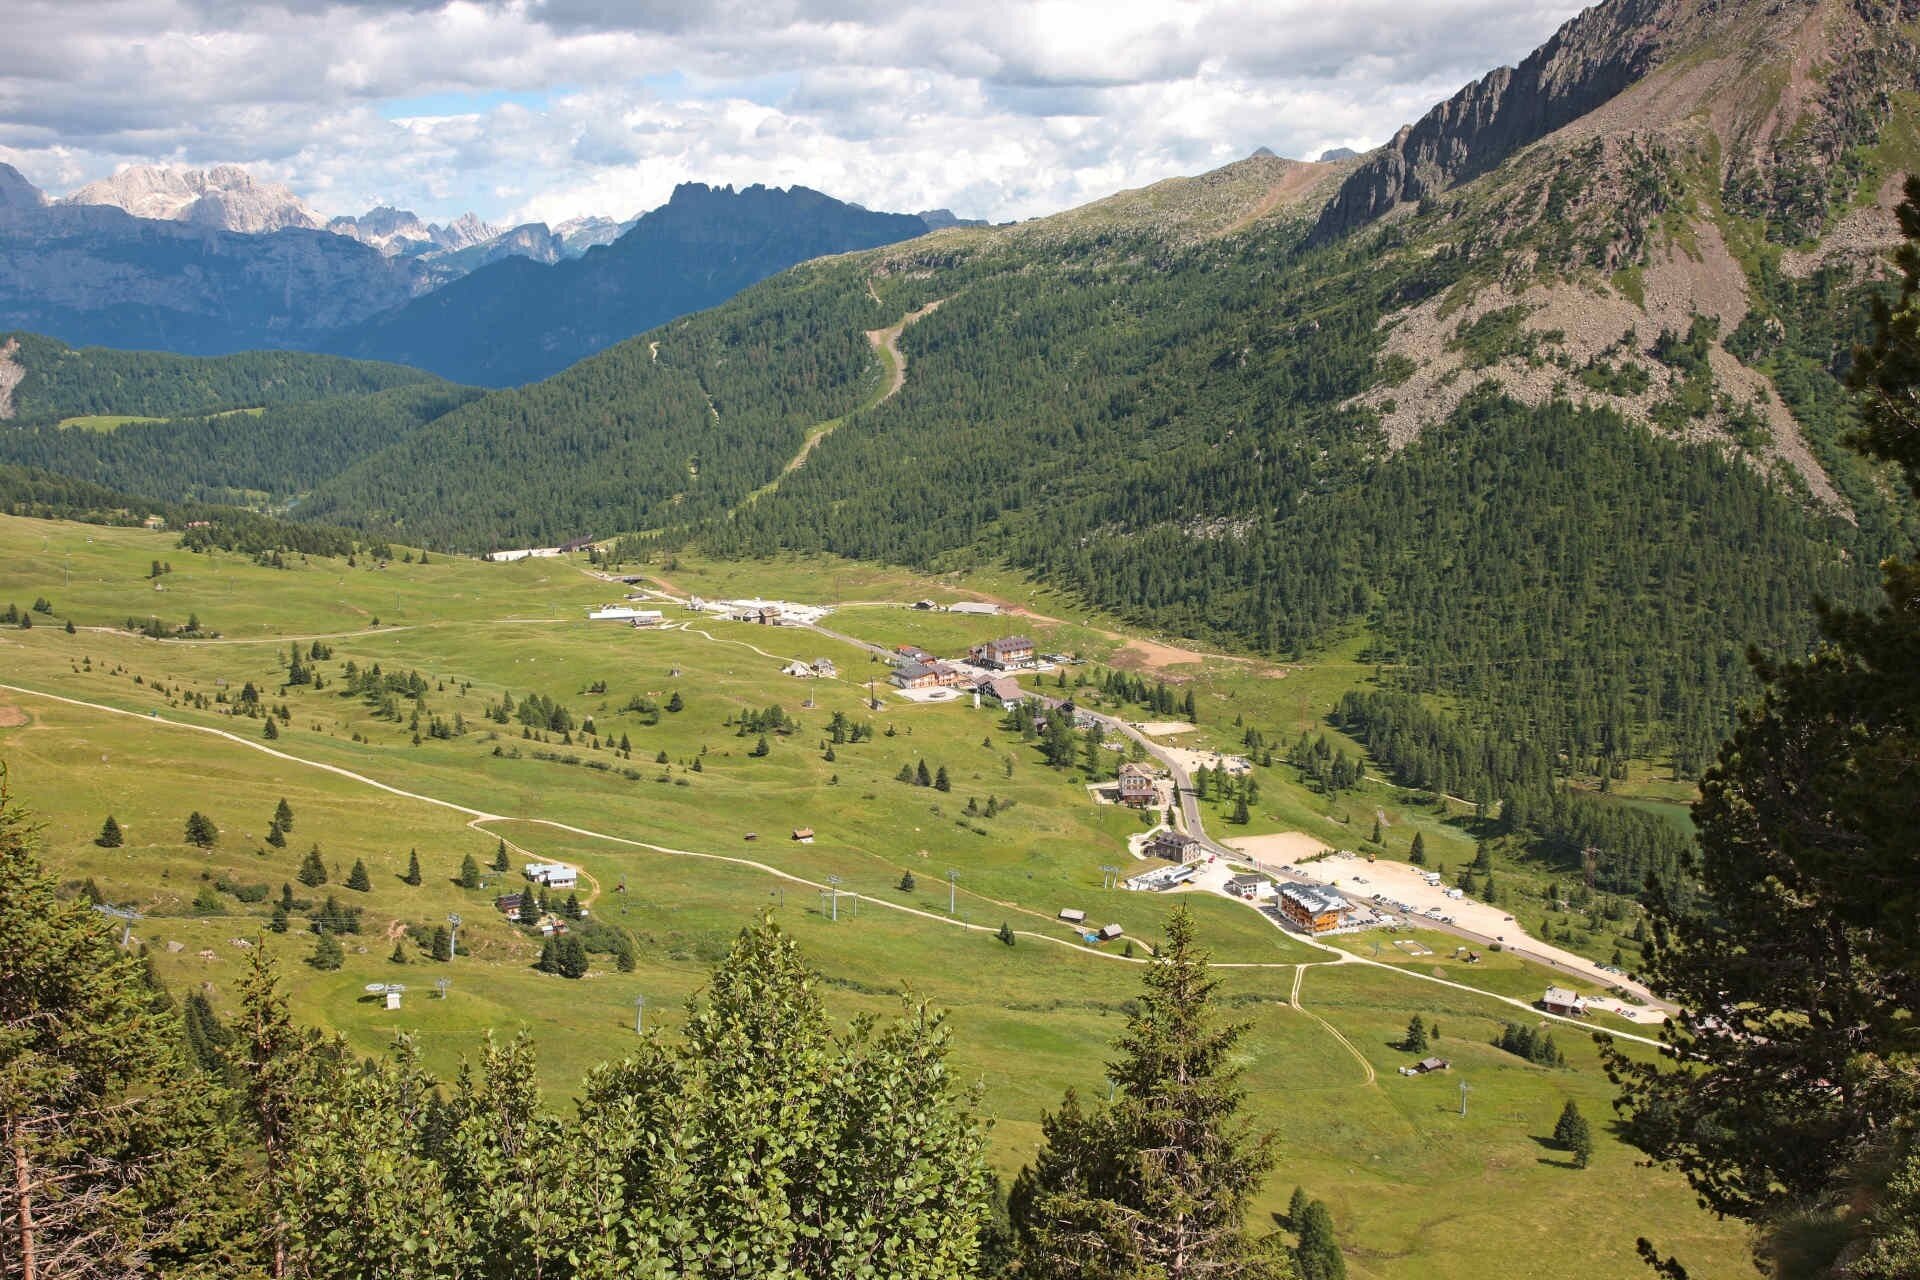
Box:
xmin=634 ymin=994 xmax=646 ymax=1034
xmin=947 ymin=869 xmax=959 ymax=914
xmin=435 ymin=977 xmax=451 ymax=1000
xmin=1458 ymin=1079 xmax=1471 ymax=1117
xmin=446 ymin=912 xmax=462 ymax=957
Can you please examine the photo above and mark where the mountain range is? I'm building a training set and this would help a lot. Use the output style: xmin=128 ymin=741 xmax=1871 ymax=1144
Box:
xmin=0 ymin=166 xmax=945 ymax=370
xmin=4 ymin=0 xmax=1916 ymax=766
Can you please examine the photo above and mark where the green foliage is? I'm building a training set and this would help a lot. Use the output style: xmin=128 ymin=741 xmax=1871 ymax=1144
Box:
xmin=1554 ymin=1101 xmax=1593 ymax=1168
xmin=458 ymin=852 xmax=481 ymax=890
xmin=1403 ymin=1014 xmax=1429 ymax=1054
xmin=0 ymin=771 xmax=237 ymax=1271
xmin=535 ymin=933 xmax=589 ymax=979
xmin=1010 ymin=906 xmax=1289 ymax=1279
xmin=403 ymin=848 xmax=422 ymax=886
xmin=1 ymin=331 xmax=440 ymax=423
xmin=296 ymin=844 xmax=328 ymax=887
xmin=1294 ymin=1199 xmax=1346 ymax=1280
xmin=1495 ymin=1023 xmax=1565 ymax=1067
xmin=308 ymin=928 xmax=344 ymax=971
xmin=184 ymin=809 xmax=218 ymax=848
xmin=96 ymin=812 xmax=123 ymax=847
xmin=345 ymin=859 xmax=371 ymax=892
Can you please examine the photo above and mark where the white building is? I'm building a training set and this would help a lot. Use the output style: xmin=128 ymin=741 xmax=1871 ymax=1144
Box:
xmin=523 ymin=862 xmax=578 ymax=890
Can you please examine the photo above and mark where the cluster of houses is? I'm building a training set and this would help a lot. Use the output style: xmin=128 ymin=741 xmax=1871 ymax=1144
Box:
xmin=781 ymin=658 xmax=838 ymax=679
xmin=490 ymin=536 xmax=595 ymax=562
xmin=1057 ymin=908 xmax=1124 ymax=943
xmin=494 ymin=861 xmax=584 ymax=935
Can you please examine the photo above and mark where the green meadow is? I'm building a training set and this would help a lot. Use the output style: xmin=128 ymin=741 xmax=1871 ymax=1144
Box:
xmin=0 ymin=513 xmax=1744 ymax=1279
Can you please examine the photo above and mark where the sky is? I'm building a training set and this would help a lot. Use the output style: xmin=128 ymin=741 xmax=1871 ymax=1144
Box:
xmin=0 ymin=0 xmax=1590 ymax=229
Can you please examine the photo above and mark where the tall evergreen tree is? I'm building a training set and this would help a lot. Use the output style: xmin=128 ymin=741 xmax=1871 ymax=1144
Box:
xmin=1607 ymin=175 xmax=1920 ymax=1262
xmin=491 ymin=839 xmax=509 ymax=872
xmin=403 ymin=848 xmax=422 ymax=886
xmin=96 ymin=813 xmax=123 ymax=848
xmin=458 ymin=852 xmax=481 ymax=890
xmin=273 ymin=797 xmax=294 ymax=833
xmin=184 ymin=809 xmax=218 ymax=848
xmin=1010 ymin=905 xmax=1289 ymax=1278
xmin=0 ymin=772 xmax=234 ymax=1276
xmin=1293 ymin=1200 xmax=1345 ymax=1280
xmin=345 ymin=859 xmax=371 ymax=892
xmin=309 ymin=929 xmax=343 ymax=971
xmin=296 ymin=844 xmax=327 ymax=887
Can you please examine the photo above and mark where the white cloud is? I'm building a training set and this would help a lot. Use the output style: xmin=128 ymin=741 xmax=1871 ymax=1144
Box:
xmin=0 ymin=0 xmax=1588 ymax=226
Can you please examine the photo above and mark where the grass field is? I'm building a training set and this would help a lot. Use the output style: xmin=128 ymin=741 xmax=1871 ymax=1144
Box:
xmin=0 ymin=513 xmax=1745 ymax=1279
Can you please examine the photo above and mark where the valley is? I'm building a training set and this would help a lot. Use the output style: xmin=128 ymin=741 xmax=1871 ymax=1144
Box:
xmin=0 ymin=514 xmax=1747 ymax=1279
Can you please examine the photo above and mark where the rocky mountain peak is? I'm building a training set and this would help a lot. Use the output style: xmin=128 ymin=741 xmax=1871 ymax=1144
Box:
xmin=63 ymin=163 xmax=322 ymax=235
xmin=0 ymin=163 xmax=45 ymax=212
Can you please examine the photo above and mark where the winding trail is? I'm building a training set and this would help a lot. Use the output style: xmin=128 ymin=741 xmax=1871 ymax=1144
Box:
xmin=1289 ymin=959 xmax=1377 ymax=1085
xmin=737 ymin=299 xmax=945 ymax=510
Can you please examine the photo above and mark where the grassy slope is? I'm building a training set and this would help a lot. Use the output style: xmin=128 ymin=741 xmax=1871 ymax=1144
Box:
xmin=0 ymin=513 xmax=1746 ymax=1279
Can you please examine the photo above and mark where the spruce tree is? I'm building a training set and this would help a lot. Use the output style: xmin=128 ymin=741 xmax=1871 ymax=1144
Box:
xmin=1409 ymin=831 xmax=1426 ymax=865
xmin=296 ymin=844 xmax=327 ymax=887
xmin=97 ymin=813 xmax=124 ymax=848
xmin=265 ymin=819 xmax=286 ymax=849
xmin=935 ymin=765 xmax=952 ymax=792
xmin=1404 ymin=1014 xmax=1428 ymax=1053
xmin=389 ymin=940 xmax=409 ymax=964
xmin=431 ymin=925 xmax=452 ymax=961
xmin=184 ymin=810 xmax=219 ymax=848
xmin=997 ymin=921 xmax=1015 ymax=946
xmin=1294 ymin=1200 xmax=1346 ymax=1280
xmin=273 ymin=798 xmax=294 ymax=833
xmin=1287 ymin=1185 xmax=1309 ymax=1229
xmin=309 ymin=928 xmax=343 ymax=971
xmin=1010 ymin=905 xmax=1287 ymax=1278
xmin=491 ymin=839 xmax=509 ymax=872
xmin=0 ymin=775 xmax=231 ymax=1274
xmin=403 ymin=848 xmax=422 ymax=886
xmin=898 ymin=870 xmax=916 ymax=892
xmin=263 ymin=717 xmax=279 ymax=740
xmin=916 ymin=759 xmax=933 ymax=787
xmin=345 ymin=859 xmax=372 ymax=892
xmin=458 ymin=852 xmax=481 ymax=889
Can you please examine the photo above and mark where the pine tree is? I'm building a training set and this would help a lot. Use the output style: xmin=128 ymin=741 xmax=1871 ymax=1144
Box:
xmin=345 ymin=859 xmax=372 ymax=892
xmin=997 ymin=921 xmax=1015 ymax=946
xmin=184 ymin=810 xmax=218 ymax=848
xmin=1232 ymin=794 xmax=1251 ymax=825
xmin=265 ymin=819 xmax=286 ymax=849
xmin=97 ymin=813 xmax=123 ymax=848
xmin=1368 ymin=817 xmax=1381 ymax=845
xmin=431 ymin=925 xmax=452 ymax=961
xmin=296 ymin=844 xmax=327 ymax=887
xmin=898 ymin=871 xmax=917 ymax=892
xmin=389 ymin=940 xmax=408 ymax=964
xmin=309 ymin=928 xmax=343 ymax=971
xmin=916 ymin=759 xmax=933 ymax=787
xmin=0 ymin=776 xmax=232 ymax=1276
xmin=1404 ymin=1014 xmax=1429 ymax=1053
xmin=935 ymin=765 xmax=952 ymax=792
xmin=1409 ymin=831 xmax=1426 ymax=865
xmin=491 ymin=839 xmax=509 ymax=872
xmin=1294 ymin=1199 xmax=1346 ymax=1280
xmin=458 ymin=852 xmax=481 ymax=889
xmin=666 ymin=690 xmax=684 ymax=712
xmin=1287 ymin=1186 xmax=1309 ymax=1229
xmin=1010 ymin=905 xmax=1287 ymax=1278
xmin=403 ymin=848 xmax=422 ymax=886
xmin=263 ymin=716 xmax=279 ymax=740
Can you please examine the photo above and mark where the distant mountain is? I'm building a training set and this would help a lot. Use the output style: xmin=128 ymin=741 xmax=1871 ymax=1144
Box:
xmin=63 ymin=164 xmax=322 ymax=235
xmin=1316 ymin=147 xmax=1359 ymax=162
xmin=554 ymin=214 xmax=633 ymax=253
xmin=0 ymin=164 xmax=431 ymax=354
xmin=326 ymin=207 xmax=500 ymax=258
xmin=326 ymin=182 xmax=937 ymax=386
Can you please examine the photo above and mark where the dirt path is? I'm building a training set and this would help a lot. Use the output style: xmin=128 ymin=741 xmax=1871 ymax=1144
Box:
xmin=1290 ymin=960 xmax=1377 ymax=1085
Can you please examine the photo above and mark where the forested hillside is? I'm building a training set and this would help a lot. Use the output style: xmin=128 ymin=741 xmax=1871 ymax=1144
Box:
xmin=0 ymin=332 xmax=442 ymax=423
xmin=0 ymin=381 xmax=481 ymax=506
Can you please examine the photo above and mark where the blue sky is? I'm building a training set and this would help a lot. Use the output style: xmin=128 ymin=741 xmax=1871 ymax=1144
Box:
xmin=0 ymin=0 xmax=1587 ymax=227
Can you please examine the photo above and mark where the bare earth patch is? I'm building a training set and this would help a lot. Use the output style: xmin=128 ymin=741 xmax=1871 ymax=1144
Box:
xmin=1221 ymin=831 xmax=1332 ymax=863
xmin=0 ymin=704 xmax=29 ymax=728
xmin=1355 ymin=216 xmax=1845 ymax=512
xmin=1136 ymin=721 xmax=1196 ymax=736
xmin=0 ymin=338 xmax=23 ymax=421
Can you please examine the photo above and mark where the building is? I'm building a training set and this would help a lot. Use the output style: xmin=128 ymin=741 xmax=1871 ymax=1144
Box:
xmin=929 ymin=661 xmax=969 ymax=688
xmin=494 ymin=892 xmax=527 ymax=921
xmin=968 ymin=636 xmax=1035 ymax=668
xmin=732 ymin=604 xmax=782 ymax=625
xmin=783 ymin=660 xmax=815 ymax=678
xmin=977 ymin=674 xmax=1026 ymax=706
xmin=1098 ymin=922 xmax=1124 ymax=941
xmin=891 ymin=661 xmax=941 ymax=690
xmin=1277 ymin=883 xmax=1348 ymax=934
xmin=1541 ymin=987 xmax=1590 ymax=1017
xmin=811 ymin=658 xmax=837 ymax=678
xmin=523 ymin=862 xmax=578 ymax=890
xmin=1226 ymin=872 xmax=1266 ymax=900
xmin=893 ymin=645 xmax=935 ymax=664
xmin=588 ymin=605 xmax=663 ymax=623
xmin=947 ymin=601 xmax=1000 ymax=616
xmin=1117 ymin=761 xmax=1160 ymax=807
xmin=1145 ymin=829 xmax=1202 ymax=863
xmin=1399 ymin=1056 xmax=1451 ymax=1077
xmin=1058 ymin=908 xmax=1086 ymax=924
xmin=558 ymin=535 xmax=596 ymax=553
xmin=1126 ymin=863 xmax=1197 ymax=891
xmin=792 ymin=827 xmax=815 ymax=843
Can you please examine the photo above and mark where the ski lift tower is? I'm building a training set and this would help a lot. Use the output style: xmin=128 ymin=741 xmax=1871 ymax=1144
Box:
xmin=446 ymin=911 xmax=463 ymax=957
xmin=435 ymin=977 xmax=451 ymax=1000
xmin=92 ymin=902 xmax=142 ymax=946
xmin=1099 ymin=864 xmax=1122 ymax=890
xmin=946 ymin=869 xmax=960 ymax=914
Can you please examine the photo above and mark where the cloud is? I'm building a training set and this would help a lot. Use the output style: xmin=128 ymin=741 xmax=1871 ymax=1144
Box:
xmin=0 ymin=0 xmax=1587 ymax=226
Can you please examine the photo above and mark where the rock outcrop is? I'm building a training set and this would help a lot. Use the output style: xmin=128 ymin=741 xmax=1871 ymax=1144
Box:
xmin=64 ymin=164 xmax=322 ymax=235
